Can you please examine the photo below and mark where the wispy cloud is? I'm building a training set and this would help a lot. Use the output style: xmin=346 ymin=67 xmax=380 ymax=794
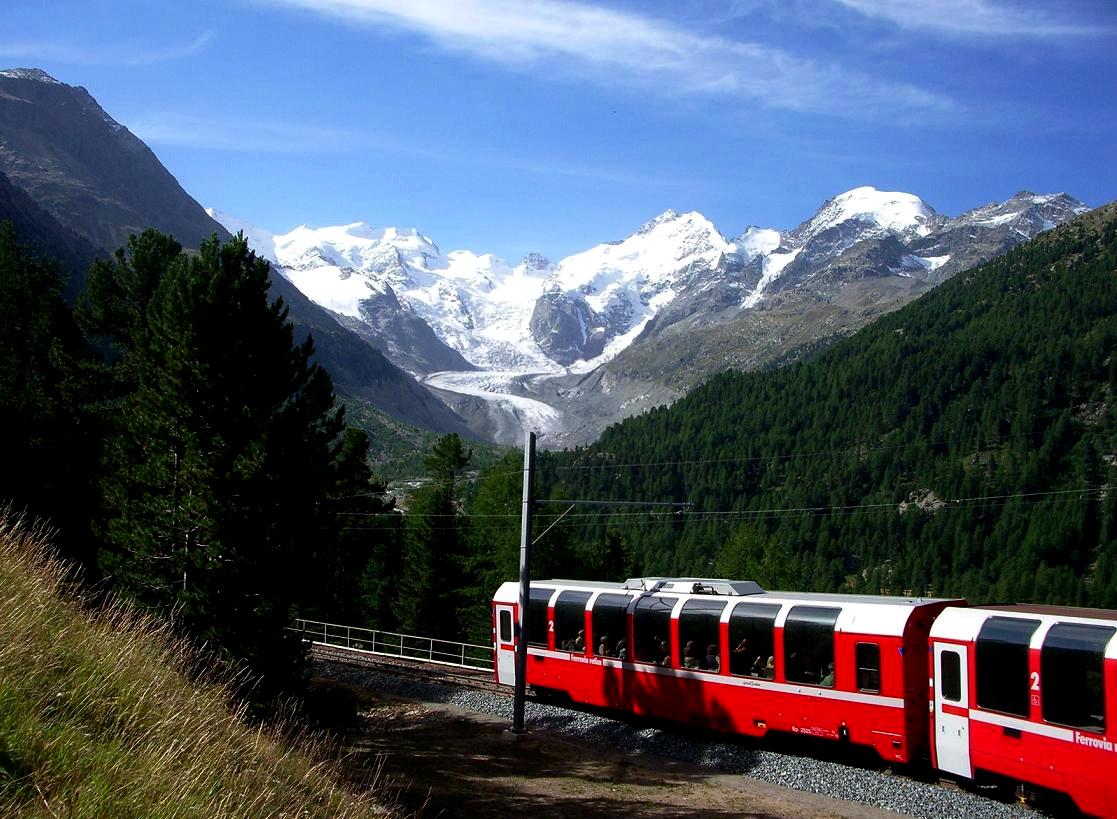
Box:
xmin=0 ymin=31 xmax=215 ymax=67
xmin=832 ymin=0 xmax=1105 ymax=37
xmin=126 ymin=111 xmax=363 ymax=153
xmin=127 ymin=108 xmax=688 ymax=186
xmin=261 ymin=0 xmax=953 ymax=118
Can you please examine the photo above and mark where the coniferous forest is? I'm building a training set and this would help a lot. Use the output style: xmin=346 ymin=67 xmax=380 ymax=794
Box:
xmin=3 ymin=202 xmax=1117 ymax=695
xmin=528 ymin=203 xmax=1117 ymax=608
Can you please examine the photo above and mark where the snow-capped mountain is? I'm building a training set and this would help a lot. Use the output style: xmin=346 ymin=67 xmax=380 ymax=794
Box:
xmin=225 ymin=219 xmax=559 ymax=374
xmin=211 ymin=186 xmax=1089 ymax=446
xmin=530 ymin=209 xmax=738 ymax=368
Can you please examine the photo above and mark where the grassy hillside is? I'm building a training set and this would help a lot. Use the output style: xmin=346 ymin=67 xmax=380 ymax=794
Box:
xmin=537 ymin=204 xmax=1117 ymax=606
xmin=0 ymin=515 xmax=394 ymax=819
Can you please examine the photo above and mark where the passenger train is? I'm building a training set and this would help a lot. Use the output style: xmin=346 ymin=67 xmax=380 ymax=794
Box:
xmin=492 ymin=577 xmax=1117 ymax=817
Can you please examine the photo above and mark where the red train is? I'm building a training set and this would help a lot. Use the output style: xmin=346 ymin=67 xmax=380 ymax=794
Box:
xmin=492 ymin=577 xmax=1117 ymax=817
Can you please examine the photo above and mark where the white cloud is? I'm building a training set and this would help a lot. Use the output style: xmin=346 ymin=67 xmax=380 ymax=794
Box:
xmin=261 ymin=0 xmax=953 ymax=118
xmin=832 ymin=0 xmax=1104 ymax=37
xmin=0 ymin=31 xmax=215 ymax=66
xmin=126 ymin=111 xmax=363 ymax=153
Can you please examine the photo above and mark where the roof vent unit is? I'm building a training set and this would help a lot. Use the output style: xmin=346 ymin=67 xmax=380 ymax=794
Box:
xmin=622 ymin=577 xmax=765 ymax=596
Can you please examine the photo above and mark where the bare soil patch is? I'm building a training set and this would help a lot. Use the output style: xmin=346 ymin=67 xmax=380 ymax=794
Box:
xmin=340 ymin=690 xmax=907 ymax=819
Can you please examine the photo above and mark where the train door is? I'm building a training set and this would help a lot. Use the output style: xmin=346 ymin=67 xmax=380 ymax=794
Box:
xmin=933 ymin=642 xmax=972 ymax=778
xmin=495 ymin=604 xmax=516 ymax=685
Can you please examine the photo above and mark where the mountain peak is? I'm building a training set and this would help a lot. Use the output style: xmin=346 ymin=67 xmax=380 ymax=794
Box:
xmin=636 ymin=209 xmax=683 ymax=234
xmin=798 ymin=186 xmax=936 ymax=245
xmin=520 ymin=252 xmax=551 ymax=270
xmin=0 ymin=68 xmax=62 ymax=84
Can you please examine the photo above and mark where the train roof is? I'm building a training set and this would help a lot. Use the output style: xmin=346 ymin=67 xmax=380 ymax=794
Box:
xmin=529 ymin=577 xmax=955 ymax=607
xmin=931 ymin=604 xmax=1117 ymax=647
xmin=974 ymin=604 xmax=1117 ymax=622
xmin=494 ymin=578 xmax=960 ymax=637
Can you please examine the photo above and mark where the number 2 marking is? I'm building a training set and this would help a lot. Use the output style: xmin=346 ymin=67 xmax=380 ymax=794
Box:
xmin=1030 ymin=671 xmax=1040 ymax=691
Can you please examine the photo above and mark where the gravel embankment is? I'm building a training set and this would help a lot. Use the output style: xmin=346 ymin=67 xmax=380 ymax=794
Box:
xmin=317 ymin=662 xmax=1044 ymax=819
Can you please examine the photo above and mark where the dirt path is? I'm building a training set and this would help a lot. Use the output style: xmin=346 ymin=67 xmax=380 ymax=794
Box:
xmin=341 ymin=691 xmax=910 ymax=819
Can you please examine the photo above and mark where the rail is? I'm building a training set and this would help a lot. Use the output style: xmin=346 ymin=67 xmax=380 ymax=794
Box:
xmin=292 ymin=618 xmax=494 ymax=671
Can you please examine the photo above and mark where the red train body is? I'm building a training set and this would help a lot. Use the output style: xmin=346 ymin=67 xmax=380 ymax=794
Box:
xmin=492 ymin=577 xmax=1117 ymax=817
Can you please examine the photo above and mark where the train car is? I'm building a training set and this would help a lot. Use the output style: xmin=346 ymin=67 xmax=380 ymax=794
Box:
xmin=930 ymin=605 xmax=1117 ymax=817
xmin=493 ymin=577 xmax=963 ymax=763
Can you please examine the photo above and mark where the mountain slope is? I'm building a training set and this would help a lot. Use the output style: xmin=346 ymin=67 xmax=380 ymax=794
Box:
xmin=0 ymin=168 xmax=103 ymax=299
xmin=0 ymin=67 xmax=469 ymax=438
xmin=537 ymin=203 xmax=1117 ymax=606
xmin=0 ymin=68 xmax=224 ymax=252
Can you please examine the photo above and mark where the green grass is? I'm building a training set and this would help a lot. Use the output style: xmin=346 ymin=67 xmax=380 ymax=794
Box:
xmin=0 ymin=514 xmax=397 ymax=818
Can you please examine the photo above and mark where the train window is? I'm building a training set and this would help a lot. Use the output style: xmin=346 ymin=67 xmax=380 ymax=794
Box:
xmin=728 ymin=602 xmax=779 ymax=678
xmin=941 ymin=650 xmax=962 ymax=702
xmin=1041 ymin=623 xmax=1114 ymax=733
xmin=499 ymin=609 xmax=512 ymax=643
xmin=554 ymin=591 xmax=592 ymax=653
xmin=975 ymin=616 xmax=1040 ymax=717
xmin=679 ymin=599 xmax=726 ymax=672
xmin=592 ymin=593 xmax=631 ymax=658
xmin=855 ymin=642 xmax=881 ymax=693
xmin=526 ymin=587 xmax=553 ymax=648
xmin=784 ymin=606 xmax=840 ymax=686
xmin=633 ymin=595 xmax=677 ymax=665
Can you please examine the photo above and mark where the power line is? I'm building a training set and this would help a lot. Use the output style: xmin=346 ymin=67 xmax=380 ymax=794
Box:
xmin=335 ymin=485 xmax=1107 ymax=530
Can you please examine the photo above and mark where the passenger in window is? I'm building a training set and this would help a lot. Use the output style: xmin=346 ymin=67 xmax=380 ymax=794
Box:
xmin=597 ymin=635 xmax=611 ymax=657
xmin=820 ymin=662 xmax=835 ymax=688
xmin=683 ymin=641 xmax=700 ymax=669
xmin=615 ymin=639 xmax=627 ymax=660
xmin=751 ymin=656 xmax=765 ymax=677
xmin=574 ymin=629 xmax=585 ymax=651
xmin=705 ymin=644 xmax=720 ymax=673
xmin=732 ymin=638 xmax=750 ymax=672
xmin=659 ymin=640 xmax=671 ymax=667
xmin=763 ymin=656 xmax=775 ymax=679
xmin=787 ymin=652 xmax=802 ymax=680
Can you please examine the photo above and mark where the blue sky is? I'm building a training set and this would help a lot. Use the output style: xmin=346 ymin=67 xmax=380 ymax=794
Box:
xmin=3 ymin=0 xmax=1115 ymax=261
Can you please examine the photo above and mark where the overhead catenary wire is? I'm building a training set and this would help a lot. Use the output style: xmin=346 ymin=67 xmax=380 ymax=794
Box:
xmin=336 ymin=484 xmax=1108 ymax=531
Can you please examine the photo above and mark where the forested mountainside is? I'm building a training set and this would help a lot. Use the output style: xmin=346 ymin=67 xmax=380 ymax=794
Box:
xmin=532 ymin=204 xmax=1117 ymax=607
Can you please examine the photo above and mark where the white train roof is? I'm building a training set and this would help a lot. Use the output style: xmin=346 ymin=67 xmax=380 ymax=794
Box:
xmin=932 ymin=604 xmax=1117 ymax=656
xmin=494 ymin=578 xmax=961 ymax=637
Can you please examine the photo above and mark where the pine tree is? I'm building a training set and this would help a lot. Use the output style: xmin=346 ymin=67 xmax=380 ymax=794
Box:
xmin=393 ymin=434 xmax=472 ymax=638
xmin=0 ymin=221 xmax=97 ymax=565
xmin=81 ymin=230 xmax=375 ymax=697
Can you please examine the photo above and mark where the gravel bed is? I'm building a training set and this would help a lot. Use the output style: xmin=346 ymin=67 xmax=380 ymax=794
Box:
xmin=317 ymin=661 xmax=1044 ymax=819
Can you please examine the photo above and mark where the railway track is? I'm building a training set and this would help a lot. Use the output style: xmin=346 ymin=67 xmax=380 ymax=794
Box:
xmin=308 ymin=642 xmax=510 ymax=697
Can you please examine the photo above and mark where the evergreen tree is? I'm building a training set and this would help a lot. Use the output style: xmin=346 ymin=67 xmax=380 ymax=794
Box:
xmin=393 ymin=433 xmax=472 ymax=638
xmin=81 ymin=230 xmax=375 ymax=697
xmin=714 ymin=524 xmax=801 ymax=590
xmin=0 ymin=221 xmax=97 ymax=565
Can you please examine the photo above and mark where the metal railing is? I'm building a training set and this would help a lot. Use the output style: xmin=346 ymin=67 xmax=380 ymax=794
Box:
xmin=292 ymin=618 xmax=494 ymax=671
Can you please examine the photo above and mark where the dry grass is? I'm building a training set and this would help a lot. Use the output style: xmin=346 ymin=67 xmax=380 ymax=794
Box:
xmin=0 ymin=514 xmax=398 ymax=818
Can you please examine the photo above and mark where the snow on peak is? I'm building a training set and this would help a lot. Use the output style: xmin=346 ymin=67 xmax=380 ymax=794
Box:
xmin=549 ymin=209 xmax=728 ymax=298
xmin=636 ymin=208 xmax=686 ymax=235
xmin=209 ymin=210 xmax=557 ymax=371
xmin=0 ymin=68 xmax=62 ymax=84
xmin=736 ymin=226 xmax=782 ymax=262
xmin=799 ymin=186 xmax=936 ymax=245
